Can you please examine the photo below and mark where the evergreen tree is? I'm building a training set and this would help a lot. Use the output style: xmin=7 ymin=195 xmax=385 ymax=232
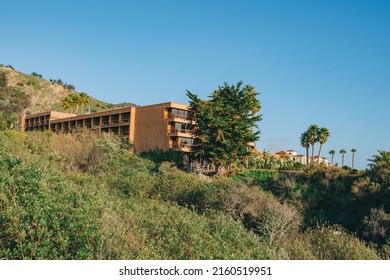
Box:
xmin=186 ymin=81 xmax=261 ymax=174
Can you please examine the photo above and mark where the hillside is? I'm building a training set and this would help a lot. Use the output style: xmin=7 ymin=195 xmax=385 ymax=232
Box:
xmin=0 ymin=65 xmax=136 ymax=129
xmin=0 ymin=130 xmax=388 ymax=260
xmin=0 ymin=65 xmax=71 ymax=114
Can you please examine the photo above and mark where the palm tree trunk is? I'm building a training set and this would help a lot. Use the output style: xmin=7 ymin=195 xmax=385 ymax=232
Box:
xmin=318 ymin=144 xmax=323 ymax=164
xmin=306 ymin=147 xmax=309 ymax=166
xmin=352 ymin=153 xmax=355 ymax=169
xmin=331 ymin=154 xmax=334 ymax=165
xmin=342 ymin=154 xmax=345 ymax=167
xmin=311 ymin=144 xmax=315 ymax=166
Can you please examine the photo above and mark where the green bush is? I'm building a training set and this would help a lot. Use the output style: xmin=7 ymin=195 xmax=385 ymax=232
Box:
xmin=140 ymin=148 xmax=184 ymax=168
xmin=0 ymin=152 xmax=104 ymax=259
xmin=128 ymin=199 xmax=268 ymax=259
xmin=0 ymin=131 xmax=386 ymax=259
xmin=300 ymin=224 xmax=380 ymax=260
xmin=150 ymin=163 xmax=206 ymax=203
xmin=106 ymin=154 xmax=157 ymax=197
xmin=152 ymin=165 xmax=302 ymax=246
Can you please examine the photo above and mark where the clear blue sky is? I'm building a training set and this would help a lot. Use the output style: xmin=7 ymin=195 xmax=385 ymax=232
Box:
xmin=1 ymin=0 xmax=389 ymax=169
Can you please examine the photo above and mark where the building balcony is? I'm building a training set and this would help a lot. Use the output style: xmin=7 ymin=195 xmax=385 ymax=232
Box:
xmin=168 ymin=113 xmax=187 ymax=119
xmin=169 ymin=129 xmax=193 ymax=137
xmin=172 ymin=145 xmax=193 ymax=153
xmin=167 ymin=114 xmax=193 ymax=124
xmin=119 ymin=118 xmax=130 ymax=123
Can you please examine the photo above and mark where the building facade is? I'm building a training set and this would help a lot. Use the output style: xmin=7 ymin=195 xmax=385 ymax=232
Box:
xmin=282 ymin=149 xmax=329 ymax=166
xmin=18 ymin=102 xmax=195 ymax=153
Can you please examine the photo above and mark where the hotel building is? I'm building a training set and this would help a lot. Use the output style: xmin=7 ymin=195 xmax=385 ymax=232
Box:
xmin=18 ymin=102 xmax=195 ymax=154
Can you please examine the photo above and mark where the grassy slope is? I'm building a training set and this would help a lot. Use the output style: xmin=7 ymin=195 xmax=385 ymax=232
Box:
xmin=0 ymin=65 xmax=136 ymax=115
xmin=0 ymin=130 xmax=382 ymax=260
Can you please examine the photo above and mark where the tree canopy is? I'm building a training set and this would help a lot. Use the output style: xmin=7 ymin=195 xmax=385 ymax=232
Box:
xmin=186 ymin=81 xmax=261 ymax=170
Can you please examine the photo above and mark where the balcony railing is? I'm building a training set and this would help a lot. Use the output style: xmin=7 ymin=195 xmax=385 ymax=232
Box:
xmin=120 ymin=118 xmax=130 ymax=123
xmin=170 ymin=128 xmax=192 ymax=134
xmin=168 ymin=113 xmax=187 ymax=119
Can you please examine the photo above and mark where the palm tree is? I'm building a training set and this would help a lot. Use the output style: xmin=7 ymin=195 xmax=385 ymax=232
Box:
xmin=300 ymin=131 xmax=310 ymax=166
xmin=70 ymin=93 xmax=81 ymax=113
xmin=339 ymin=149 xmax=347 ymax=167
xmin=329 ymin=150 xmax=335 ymax=166
xmin=79 ymin=92 xmax=91 ymax=114
xmin=368 ymin=150 xmax=390 ymax=171
xmin=317 ymin=127 xmax=330 ymax=164
xmin=307 ymin=124 xmax=319 ymax=166
xmin=351 ymin=148 xmax=357 ymax=169
xmin=61 ymin=96 xmax=73 ymax=113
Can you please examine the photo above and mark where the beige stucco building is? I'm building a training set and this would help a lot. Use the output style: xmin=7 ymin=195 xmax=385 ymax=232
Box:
xmin=278 ymin=149 xmax=329 ymax=166
xmin=18 ymin=102 xmax=194 ymax=153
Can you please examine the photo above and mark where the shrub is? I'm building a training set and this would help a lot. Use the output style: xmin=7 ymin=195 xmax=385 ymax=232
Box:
xmin=216 ymin=183 xmax=302 ymax=245
xmin=299 ymin=224 xmax=380 ymax=259
xmin=140 ymin=148 xmax=184 ymax=168
xmin=0 ymin=152 xmax=105 ymax=259
xmin=30 ymin=72 xmax=42 ymax=78
xmin=0 ymin=72 xmax=7 ymax=87
xmin=107 ymin=154 xmax=157 ymax=197
xmin=152 ymin=166 xmax=302 ymax=246
xmin=150 ymin=162 xmax=206 ymax=203
xmin=35 ymin=131 xmax=124 ymax=173
xmin=127 ymin=199 xmax=268 ymax=259
xmin=362 ymin=207 xmax=390 ymax=247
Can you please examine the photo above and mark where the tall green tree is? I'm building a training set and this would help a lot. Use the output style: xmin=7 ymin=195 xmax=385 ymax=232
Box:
xmin=340 ymin=149 xmax=347 ymax=167
xmin=328 ymin=150 xmax=335 ymax=166
xmin=186 ymin=81 xmax=261 ymax=174
xmin=307 ymin=124 xmax=319 ymax=166
xmin=300 ymin=131 xmax=310 ymax=166
xmin=317 ymin=127 xmax=330 ymax=164
xmin=351 ymin=148 xmax=357 ymax=169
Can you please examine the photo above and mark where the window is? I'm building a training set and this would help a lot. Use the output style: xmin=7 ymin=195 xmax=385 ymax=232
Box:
xmin=180 ymin=137 xmax=194 ymax=146
xmin=121 ymin=112 xmax=130 ymax=123
xmin=102 ymin=116 xmax=109 ymax=125
xmin=93 ymin=117 xmax=100 ymax=126
xmin=171 ymin=122 xmax=192 ymax=133
xmin=111 ymin=114 xmax=119 ymax=124
xmin=169 ymin=108 xmax=188 ymax=119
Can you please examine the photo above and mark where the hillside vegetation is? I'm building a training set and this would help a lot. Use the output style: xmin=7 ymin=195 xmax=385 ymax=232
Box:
xmin=0 ymin=130 xmax=386 ymax=260
xmin=0 ymin=65 xmax=136 ymax=130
